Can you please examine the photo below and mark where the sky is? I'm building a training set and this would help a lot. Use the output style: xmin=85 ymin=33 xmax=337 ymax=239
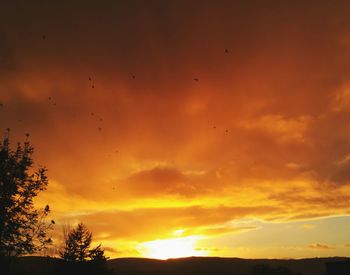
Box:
xmin=1 ymin=0 xmax=350 ymax=259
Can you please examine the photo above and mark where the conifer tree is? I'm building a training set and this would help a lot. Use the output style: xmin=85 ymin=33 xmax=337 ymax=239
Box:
xmin=60 ymin=223 xmax=107 ymax=262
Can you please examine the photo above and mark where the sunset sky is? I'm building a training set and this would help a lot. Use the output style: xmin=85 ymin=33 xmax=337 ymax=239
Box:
xmin=1 ymin=0 xmax=350 ymax=259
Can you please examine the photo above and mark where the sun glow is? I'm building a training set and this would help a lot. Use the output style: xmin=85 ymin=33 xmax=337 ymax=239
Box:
xmin=139 ymin=236 xmax=207 ymax=260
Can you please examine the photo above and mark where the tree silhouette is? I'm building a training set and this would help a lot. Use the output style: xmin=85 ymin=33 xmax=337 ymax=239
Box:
xmin=60 ymin=223 xmax=107 ymax=262
xmin=59 ymin=223 xmax=111 ymax=275
xmin=0 ymin=130 xmax=53 ymax=257
xmin=60 ymin=223 xmax=92 ymax=262
xmin=89 ymin=244 xmax=108 ymax=262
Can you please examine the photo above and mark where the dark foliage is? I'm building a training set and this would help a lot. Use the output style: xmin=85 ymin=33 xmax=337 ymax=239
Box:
xmin=60 ymin=223 xmax=92 ymax=262
xmin=60 ymin=223 xmax=107 ymax=262
xmin=59 ymin=223 xmax=111 ymax=274
xmin=0 ymin=130 xmax=53 ymax=257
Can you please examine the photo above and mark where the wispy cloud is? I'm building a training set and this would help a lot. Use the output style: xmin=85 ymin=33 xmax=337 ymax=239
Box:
xmin=308 ymin=243 xmax=335 ymax=250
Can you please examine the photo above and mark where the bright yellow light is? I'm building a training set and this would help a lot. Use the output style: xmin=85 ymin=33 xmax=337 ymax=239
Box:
xmin=139 ymin=236 xmax=207 ymax=260
xmin=173 ymin=229 xmax=185 ymax=236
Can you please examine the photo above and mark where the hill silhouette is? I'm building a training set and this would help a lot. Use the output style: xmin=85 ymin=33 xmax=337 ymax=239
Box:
xmin=3 ymin=256 xmax=349 ymax=275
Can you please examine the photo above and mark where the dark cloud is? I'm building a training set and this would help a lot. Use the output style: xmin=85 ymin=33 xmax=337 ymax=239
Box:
xmin=114 ymin=166 xmax=222 ymax=198
xmin=2 ymin=1 xmax=346 ymax=193
xmin=2 ymin=0 xmax=350 ymax=257
xmin=0 ymin=31 xmax=16 ymax=77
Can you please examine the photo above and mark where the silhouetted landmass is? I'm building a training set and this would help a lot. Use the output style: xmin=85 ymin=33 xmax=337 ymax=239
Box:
xmin=0 ymin=256 xmax=112 ymax=275
xmin=1 ymin=256 xmax=349 ymax=275
xmin=108 ymin=257 xmax=349 ymax=275
xmin=326 ymin=261 xmax=350 ymax=275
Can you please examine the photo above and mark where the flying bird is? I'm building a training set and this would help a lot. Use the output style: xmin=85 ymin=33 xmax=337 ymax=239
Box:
xmin=193 ymin=78 xmax=199 ymax=82
xmin=47 ymin=97 xmax=57 ymax=106
xmin=89 ymin=77 xmax=92 ymax=81
xmin=225 ymin=48 xmax=230 ymax=54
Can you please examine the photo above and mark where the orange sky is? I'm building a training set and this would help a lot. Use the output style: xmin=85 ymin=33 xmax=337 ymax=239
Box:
xmin=1 ymin=0 xmax=350 ymax=259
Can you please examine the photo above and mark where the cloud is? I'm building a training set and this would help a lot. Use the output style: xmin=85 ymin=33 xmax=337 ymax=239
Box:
xmin=268 ymin=181 xmax=350 ymax=221
xmin=300 ymin=224 xmax=315 ymax=230
xmin=328 ymin=163 xmax=350 ymax=185
xmin=308 ymin=243 xmax=334 ymax=250
xmin=115 ymin=166 xmax=224 ymax=198
xmin=332 ymin=83 xmax=350 ymax=112
xmin=0 ymin=31 xmax=16 ymax=77
xmin=239 ymin=115 xmax=313 ymax=144
xmin=120 ymin=166 xmax=188 ymax=197
xmin=199 ymin=226 xmax=257 ymax=236
xmin=58 ymin=205 xmax=278 ymax=242
xmin=2 ymin=0 xmax=350 ymax=258
xmin=286 ymin=162 xmax=304 ymax=170
xmin=335 ymin=154 xmax=350 ymax=165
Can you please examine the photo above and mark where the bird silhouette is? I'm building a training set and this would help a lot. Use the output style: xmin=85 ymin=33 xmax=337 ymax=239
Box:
xmin=47 ymin=97 xmax=57 ymax=106
xmin=89 ymin=77 xmax=92 ymax=81
xmin=193 ymin=78 xmax=199 ymax=81
xmin=92 ymin=85 xmax=95 ymax=88
xmin=225 ymin=48 xmax=229 ymax=54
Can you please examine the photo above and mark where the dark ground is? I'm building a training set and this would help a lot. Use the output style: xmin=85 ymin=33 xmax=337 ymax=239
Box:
xmin=3 ymin=256 xmax=349 ymax=275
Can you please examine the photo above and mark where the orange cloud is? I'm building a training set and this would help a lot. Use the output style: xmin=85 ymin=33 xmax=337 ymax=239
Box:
xmin=63 ymin=205 xmax=278 ymax=242
xmin=239 ymin=115 xmax=313 ymax=143
xmin=308 ymin=243 xmax=335 ymax=250
xmin=332 ymin=82 xmax=350 ymax=112
xmin=2 ymin=0 xmax=350 ymax=259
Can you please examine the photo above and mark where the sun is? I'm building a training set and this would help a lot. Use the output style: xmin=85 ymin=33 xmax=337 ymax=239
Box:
xmin=139 ymin=236 xmax=207 ymax=260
